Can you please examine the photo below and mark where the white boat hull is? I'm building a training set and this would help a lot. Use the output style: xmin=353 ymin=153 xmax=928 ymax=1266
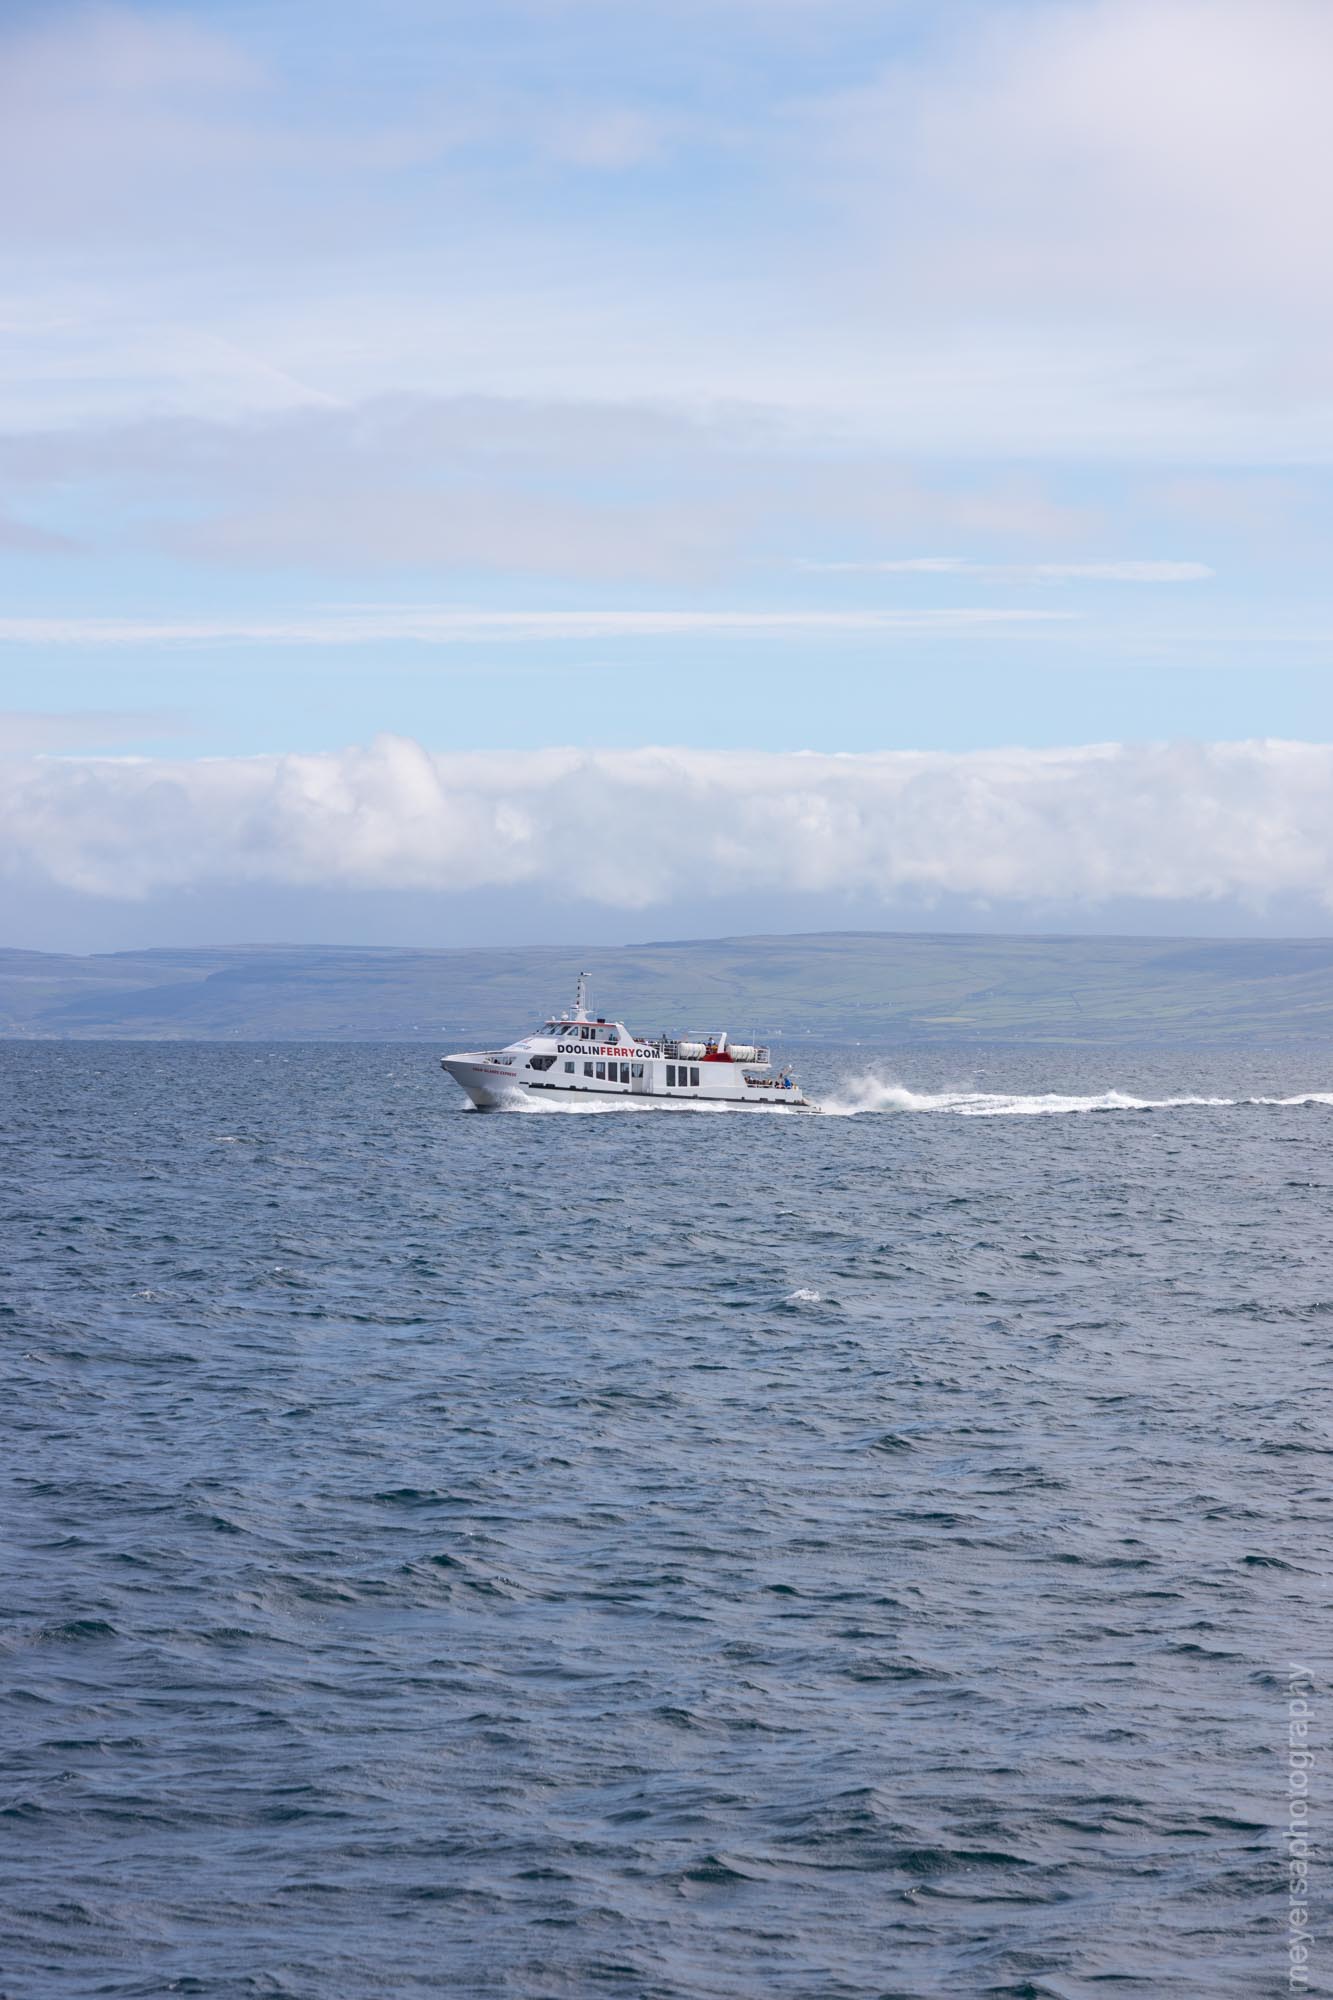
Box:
xmin=440 ymin=1055 xmax=818 ymax=1113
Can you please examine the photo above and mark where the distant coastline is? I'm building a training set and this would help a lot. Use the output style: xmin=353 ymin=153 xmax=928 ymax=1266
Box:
xmin=4 ymin=930 xmax=1333 ymax=1045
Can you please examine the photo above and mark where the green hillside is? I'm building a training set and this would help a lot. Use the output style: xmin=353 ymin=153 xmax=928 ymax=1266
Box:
xmin=4 ymin=932 xmax=1333 ymax=1043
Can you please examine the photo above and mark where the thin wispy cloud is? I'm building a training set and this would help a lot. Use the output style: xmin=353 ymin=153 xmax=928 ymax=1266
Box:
xmin=0 ymin=607 xmax=1074 ymax=648
xmin=799 ymin=559 xmax=1215 ymax=583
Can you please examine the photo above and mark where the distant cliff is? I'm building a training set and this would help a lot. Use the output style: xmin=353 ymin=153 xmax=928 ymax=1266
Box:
xmin=4 ymin=932 xmax=1333 ymax=1044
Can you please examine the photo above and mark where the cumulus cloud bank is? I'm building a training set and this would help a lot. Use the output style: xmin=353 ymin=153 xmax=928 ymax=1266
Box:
xmin=4 ymin=737 xmax=1328 ymax=915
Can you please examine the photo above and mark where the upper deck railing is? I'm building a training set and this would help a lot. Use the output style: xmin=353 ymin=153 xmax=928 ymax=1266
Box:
xmin=653 ymin=1035 xmax=771 ymax=1066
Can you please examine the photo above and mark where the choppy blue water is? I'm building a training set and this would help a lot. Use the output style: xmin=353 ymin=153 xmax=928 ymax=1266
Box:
xmin=3 ymin=1041 xmax=1331 ymax=1999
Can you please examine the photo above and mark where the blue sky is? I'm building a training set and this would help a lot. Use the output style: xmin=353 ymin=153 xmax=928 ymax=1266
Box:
xmin=4 ymin=0 xmax=1333 ymax=947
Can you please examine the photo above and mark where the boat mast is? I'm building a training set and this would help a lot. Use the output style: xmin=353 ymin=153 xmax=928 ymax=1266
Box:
xmin=575 ymin=970 xmax=591 ymax=1021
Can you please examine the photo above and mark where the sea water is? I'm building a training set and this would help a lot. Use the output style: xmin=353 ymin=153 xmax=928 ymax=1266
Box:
xmin=3 ymin=1041 xmax=1330 ymax=1998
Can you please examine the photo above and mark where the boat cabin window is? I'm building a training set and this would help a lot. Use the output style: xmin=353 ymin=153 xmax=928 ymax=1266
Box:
xmin=666 ymin=1064 xmax=676 ymax=1086
xmin=564 ymin=1061 xmax=574 ymax=1073
xmin=596 ymin=1060 xmax=606 ymax=1079
xmin=690 ymin=1066 xmax=700 ymax=1087
xmin=619 ymin=1063 xmax=630 ymax=1083
xmin=584 ymin=1061 xmax=593 ymax=1077
xmin=529 ymin=1054 xmax=556 ymax=1072
xmin=631 ymin=1063 xmax=644 ymax=1079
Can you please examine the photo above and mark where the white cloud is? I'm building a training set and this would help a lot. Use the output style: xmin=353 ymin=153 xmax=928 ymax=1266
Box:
xmin=3 ymin=5 xmax=1330 ymax=462
xmin=177 ymin=488 xmax=755 ymax=584
xmin=800 ymin=559 xmax=1213 ymax=582
xmin=0 ymin=4 xmax=677 ymax=262
xmin=822 ymin=0 xmax=1333 ymax=314
xmin=0 ymin=395 xmax=1100 ymax=579
xmin=0 ymin=508 xmax=72 ymax=554
xmin=0 ymin=709 xmax=183 ymax=752
xmin=776 ymin=0 xmax=1333 ymax=457
xmin=0 ymin=606 xmax=1072 ymax=647
xmin=542 ymin=106 xmax=672 ymax=170
xmin=1024 ymin=563 xmax=1211 ymax=583
xmin=4 ymin=736 xmax=1329 ymax=913
xmin=0 ymin=4 xmax=266 ymax=242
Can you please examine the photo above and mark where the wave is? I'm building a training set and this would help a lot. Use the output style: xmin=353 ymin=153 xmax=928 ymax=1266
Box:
xmin=823 ymin=1079 xmax=1333 ymax=1119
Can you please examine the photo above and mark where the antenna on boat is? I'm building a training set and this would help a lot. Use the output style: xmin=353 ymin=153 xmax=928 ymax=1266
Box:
xmin=575 ymin=970 xmax=590 ymax=1020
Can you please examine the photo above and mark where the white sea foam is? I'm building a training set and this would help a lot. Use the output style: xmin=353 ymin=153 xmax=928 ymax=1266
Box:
xmin=496 ymin=1090 xmax=731 ymax=1115
xmin=1251 ymin=1093 xmax=1333 ymax=1107
xmin=784 ymin=1287 xmax=822 ymax=1304
xmin=461 ymin=1077 xmax=1333 ymax=1119
xmin=822 ymin=1078 xmax=1333 ymax=1118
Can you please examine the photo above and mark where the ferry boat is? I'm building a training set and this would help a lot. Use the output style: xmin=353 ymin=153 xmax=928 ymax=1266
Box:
xmin=441 ymin=975 xmax=818 ymax=1112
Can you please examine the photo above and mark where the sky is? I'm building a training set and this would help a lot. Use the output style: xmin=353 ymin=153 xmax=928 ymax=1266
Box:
xmin=3 ymin=0 xmax=1333 ymax=950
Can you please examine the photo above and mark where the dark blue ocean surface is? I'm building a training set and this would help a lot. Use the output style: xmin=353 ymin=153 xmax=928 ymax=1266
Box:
xmin=3 ymin=1041 xmax=1330 ymax=1999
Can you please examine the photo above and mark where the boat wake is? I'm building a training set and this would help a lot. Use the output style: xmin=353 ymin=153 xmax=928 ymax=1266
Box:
xmin=822 ymin=1078 xmax=1333 ymax=1118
